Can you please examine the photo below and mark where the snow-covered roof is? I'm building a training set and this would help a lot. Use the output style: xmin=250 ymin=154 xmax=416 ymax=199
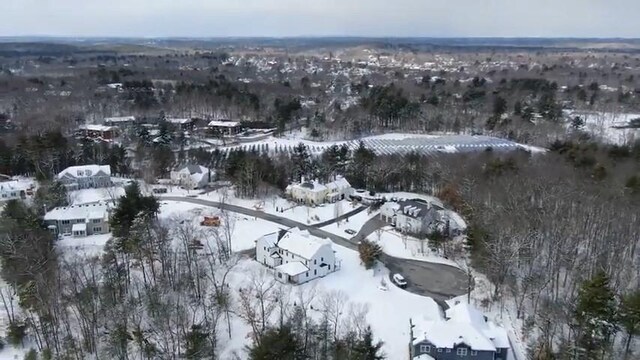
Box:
xmin=415 ymin=355 xmax=436 ymax=360
xmin=277 ymin=228 xmax=332 ymax=260
xmin=71 ymin=223 xmax=87 ymax=232
xmin=79 ymin=124 xmax=117 ymax=132
xmin=58 ymin=165 xmax=111 ymax=179
xmin=0 ymin=180 xmax=32 ymax=192
xmin=104 ymin=116 xmax=135 ymax=123
xmin=175 ymin=164 xmax=209 ymax=175
xmin=208 ymin=120 xmax=241 ymax=128
xmin=413 ymin=302 xmax=510 ymax=351
xmin=166 ymin=118 xmax=192 ymax=124
xmin=276 ymin=261 xmax=309 ymax=276
xmin=325 ymin=176 xmax=351 ymax=192
xmin=290 ymin=180 xmax=327 ymax=193
xmin=44 ymin=201 xmax=112 ymax=221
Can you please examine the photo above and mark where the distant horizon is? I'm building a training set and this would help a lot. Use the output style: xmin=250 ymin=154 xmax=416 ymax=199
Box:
xmin=2 ymin=1 xmax=639 ymax=39
xmin=1 ymin=35 xmax=640 ymax=41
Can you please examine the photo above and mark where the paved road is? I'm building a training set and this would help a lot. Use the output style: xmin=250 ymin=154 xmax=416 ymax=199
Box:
xmin=313 ymin=205 xmax=368 ymax=228
xmin=161 ymin=196 xmax=468 ymax=304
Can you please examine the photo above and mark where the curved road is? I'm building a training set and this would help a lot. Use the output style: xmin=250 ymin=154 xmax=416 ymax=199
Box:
xmin=161 ymin=196 xmax=468 ymax=304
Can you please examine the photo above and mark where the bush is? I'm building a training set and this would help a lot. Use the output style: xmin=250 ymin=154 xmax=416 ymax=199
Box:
xmin=7 ymin=321 xmax=27 ymax=346
xmin=358 ymin=240 xmax=382 ymax=269
xmin=24 ymin=349 xmax=37 ymax=360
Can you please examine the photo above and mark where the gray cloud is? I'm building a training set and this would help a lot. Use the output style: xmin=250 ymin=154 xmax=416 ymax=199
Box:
xmin=0 ymin=0 xmax=638 ymax=38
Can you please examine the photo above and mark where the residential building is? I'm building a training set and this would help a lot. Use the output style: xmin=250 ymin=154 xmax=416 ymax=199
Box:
xmin=170 ymin=164 xmax=213 ymax=190
xmin=57 ymin=165 xmax=112 ymax=191
xmin=77 ymin=124 xmax=119 ymax=141
xmin=380 ymin=199 xmax=444 ymax=236
xmin=285 ymin=176 xmax=352 ymax=205
xmin=104 ymin=116 xmax=136 ymax=128
xmin=44 ymin=201 xmax=113 ymax=237
xmin=166 ymin=117 xmax=194 ymax=131
xmin=0 ymin=180 xmax=34 ymax=202
xmin=255 ymin=228 xmax=338 ymax=284
xmin=410 ymin=302 xmax=510 ymax=360
xmin=208 ymin=120 xmax=243 ymax=136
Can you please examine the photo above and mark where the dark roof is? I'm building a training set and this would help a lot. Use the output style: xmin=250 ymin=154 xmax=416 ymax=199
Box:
xmin=301 ymin=182 xmax=315 ymax=189
xmin=397 ymin=199 xmax=434 ymax=219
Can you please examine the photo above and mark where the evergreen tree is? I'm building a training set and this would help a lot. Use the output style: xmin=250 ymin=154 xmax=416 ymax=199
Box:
xmin=291 ymin=143 xmax=312 ymax=182
xmin=351 ymin=327 xmax=385 ymax=360
xmin=249 ymin=326 xmax=304 ymax=360
xmin=358 ymin=240 xmax=382 ymax=270
xmin=619 ymin=290 xmax=640 ymax=359
xmin=185 ymin=324 xmax=212 ymax=359
xmin=110 ymin=182 xmax=159 ymax=239
xmin=574 ymin=271 xmax=618 ymax=358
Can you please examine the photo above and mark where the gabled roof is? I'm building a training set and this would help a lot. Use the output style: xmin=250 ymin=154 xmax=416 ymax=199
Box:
xmin=166 ymin=118 xmax=192 ymax=124
xmin=44 ymin=201 xmax=113 ymax=221
xmin=275 ymin=261 xmax=309 ymax=276
xmin=208 ymin=120 xmax=241 ymax=128
xmin=58 ymin=165 xmax=111 ymax=180
xmin=176 ymin=164 xmax=208 ymax=175
xmin=413 ymin=302 xmax=510 ymax=352
xmin=276 ymin=228 xmax=332 ymax=260
xmin=325 ymin=176 xmax=351 ymax=192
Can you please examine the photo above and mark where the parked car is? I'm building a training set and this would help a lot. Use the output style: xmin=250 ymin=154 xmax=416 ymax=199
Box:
xmin=344 ymin=229 xmax=357 ymax=235
xmin=392 ymin=274 xmax=407 ymax=288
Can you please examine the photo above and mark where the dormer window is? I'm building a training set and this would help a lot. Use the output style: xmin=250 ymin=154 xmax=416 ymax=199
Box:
xmin=77 ymin=170 xmax=84 ymax=176
xmin=86 ymin=170 xmax=92 ymax=176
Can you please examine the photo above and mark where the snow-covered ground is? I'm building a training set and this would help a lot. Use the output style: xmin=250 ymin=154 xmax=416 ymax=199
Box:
xmin=197 ymin=188 xmax=361 ymax=225
xmin=370 ymin=226 xmax=459 ymax=267
xmin=566 ymin=110 xmax=640 ymax=145
xmin=221 ymin=244 xmax=442 ymax=359
xmin=67 ymin=186 xmax=125 ymax=205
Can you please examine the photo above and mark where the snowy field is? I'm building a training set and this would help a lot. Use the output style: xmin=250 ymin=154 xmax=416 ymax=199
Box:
xmin=217 ymin=133 xmax=545 ymax=156
xmin=220 ymin=244 xmax=442 ymax=360
xmin=369 ymin=226 xmax=459 ymax=267
xmin=67 ymin=186 xmax=126 ymax=204
xmin=197 ymin=189 xmax=362 ymax=225
xmin=566 ymin=110 xmax=640 ymax=145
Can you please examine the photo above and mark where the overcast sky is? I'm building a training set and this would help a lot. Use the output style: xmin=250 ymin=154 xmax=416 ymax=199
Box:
xmin=1 ymin=0 xmax=638 ymax=38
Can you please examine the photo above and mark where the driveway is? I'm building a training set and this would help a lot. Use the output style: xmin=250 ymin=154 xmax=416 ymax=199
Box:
xmin=161 ymin=196 xmax=468 ymax=303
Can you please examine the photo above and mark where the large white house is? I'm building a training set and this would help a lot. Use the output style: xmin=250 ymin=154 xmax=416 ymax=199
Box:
xmin=0 ymin=180 xmax=34 ymax=202
xmin=410 ymin=301 xmax=510 ymax=360
xmin=256 ymin=228 xmax=338 ymax=284
xmin=57 ymin=165 xmax=112 ymax=191
xmin=380 ymin=199 xmax=445 ymax=236
xmin=170 ymin=164 xmax=213 ymax=190
xmin=286 ymin=176 xmax=352 ymax=205
xmin=44 ymin=201 xmax=113 ymax=237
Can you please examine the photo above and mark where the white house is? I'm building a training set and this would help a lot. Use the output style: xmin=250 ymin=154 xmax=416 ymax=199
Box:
xmin=170 ymin=164 xmax=213 ymax=190
xmin=44 ymin=201 xmax=113 ymax=237
xmin=256 ymin=228 xmax=338 ymax=284
xmin=411 ymin=301 xmax=510 ymax=360
xmin=57 ymin=165 xmax=112 ymax=191
xmin=286 ymin=176 xmax=352 ymax=205
xmin=380 ymin=199 xmax=444 ymax=236
xmin=0 ymin=180 xmax=34 ymax=202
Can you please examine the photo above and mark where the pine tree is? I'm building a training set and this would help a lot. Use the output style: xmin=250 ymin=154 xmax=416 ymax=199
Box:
xmin=574 ymin=271 xmax=618 ymax=358
xmin=351 ymin=327 xmax=385 ymax=360
xmin=185 ymin=324 xmax=212 ymax=359
xmin=248 ymin=326 xmax=304 ymax=360
xmin=358 ymin=240 xmax=382 ymax=269
xmin=619 ymin=290 xmax=640 ymax=359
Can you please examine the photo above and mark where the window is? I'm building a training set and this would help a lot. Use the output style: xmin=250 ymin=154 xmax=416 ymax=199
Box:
xmin=446 ymin=349 xmax=451 ymax=353
xmin=419 ymin=345 xmax=430 ymax=353
xmin=437 ymin=348 xmax=443 ymax=352
xmin=321 ymin=257 xmax=324 ymax=261
xmin=457 ymin=348 xmax=468 ymax=356
xmin=328 ymin=265 xmax=331 ymax=270
xmin=92 ymin=219 xmax=101 ymax=223
xmin=62 ymin=220 xmax=70 ymax=225
xmin=93 ymin=227 xmax=102 ymax=232
xmin=306 ymin=272 xmax=309 ymax=277
xmin=314 ymin=259 xmax=317 ymax=265
xmin=314 ymin=269 xmax=317 ymax=275
xmin=471 ymin=350 xmax=477 ymax=356
xmin=278 ymin=273 xmax=282 ymax=279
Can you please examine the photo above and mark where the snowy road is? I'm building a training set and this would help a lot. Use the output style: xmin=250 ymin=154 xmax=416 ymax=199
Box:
xmin=161 ymin=196 xmax=468 ymax=303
